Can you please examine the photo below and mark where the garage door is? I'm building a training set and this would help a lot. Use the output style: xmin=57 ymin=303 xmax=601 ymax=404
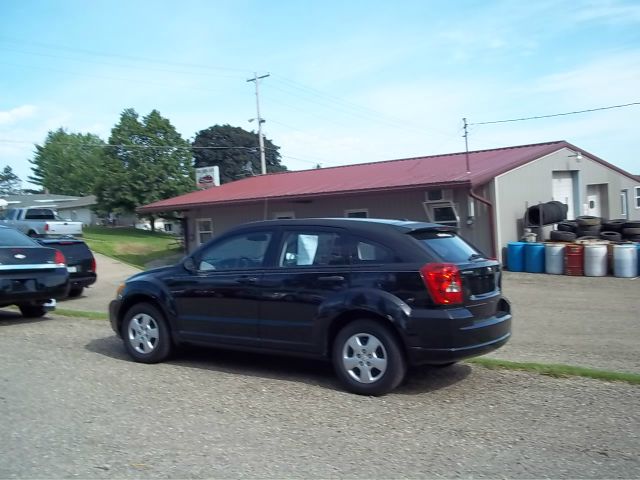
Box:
xmin=552 ymin=171 xmax=575 ymax=220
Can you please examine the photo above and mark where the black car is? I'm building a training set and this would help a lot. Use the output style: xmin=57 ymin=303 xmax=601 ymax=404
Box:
xmin=110 ymin=218 xmax=512 ymax=395
xmin=37 ymin=237 xmax=96 ymax=297
xmin=0 ymin=225 xmax=70 ymax=317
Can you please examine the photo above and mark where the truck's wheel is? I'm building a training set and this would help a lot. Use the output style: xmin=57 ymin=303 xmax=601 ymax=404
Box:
xmin=28 ymin=231 xmax=37 ymax=238
xmin=332 ymin=319 xmax=406 ymax=396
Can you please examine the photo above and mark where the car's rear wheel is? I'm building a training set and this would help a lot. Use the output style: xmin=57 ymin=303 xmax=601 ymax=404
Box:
xmin=19 ymin=304 xmax=47 ymax=318
xmin=332 ymin=319 xmax=406 ymax=396
xmin=121 ymin=303 xmax=172 ymax=363
xmin=68 ymin=287 xmax=84 ymax=298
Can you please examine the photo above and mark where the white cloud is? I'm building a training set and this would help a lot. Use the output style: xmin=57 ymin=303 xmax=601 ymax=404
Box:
xmin=0 ymin=105 xmax=37 ymax=125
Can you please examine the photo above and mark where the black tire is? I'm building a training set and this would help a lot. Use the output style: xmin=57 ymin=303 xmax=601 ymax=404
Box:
xmin=576 ymin=236 xmax=600 ymax=241
xmin=67 ymin=287 xmax=84 ymax=298
xmin=603 ymin=219 xmax=626 ymax=232
xmin=600 ymin=231 xmax=622 ymax=241
xmin=27 ymin=230 xmax=38 ymax=238
xmin=549 ymin=230 xmax=576 ymax=242
xmin=121 ymin=302 xmax=172 ymax=363
xmin=19 ymin=304 xmax=47 ymax=318
xmin=624 ymin=221 xmax=640 ymax=229
xmin=623 ymin=227 xmax=640 ymax=236
xmin=576 ymin=215 xmax=601 ymax=227
xmin=332 ymin=319 xmax=406 ymax=396
xmin=557 ymin=221 xmax=577 ymax=233
xmin=577 ymin=226 xmax=601 ymax=237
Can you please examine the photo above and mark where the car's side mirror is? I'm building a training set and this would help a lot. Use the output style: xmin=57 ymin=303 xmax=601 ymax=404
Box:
xmin=183 ymin=257 xmax=197 ymax=272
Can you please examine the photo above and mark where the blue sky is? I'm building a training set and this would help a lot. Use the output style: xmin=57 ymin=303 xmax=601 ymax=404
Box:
xmin=1 ymin=0 xmax=639 ymax=188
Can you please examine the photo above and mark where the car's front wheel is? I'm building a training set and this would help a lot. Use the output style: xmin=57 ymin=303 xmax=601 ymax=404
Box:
xmin=332 ymin=319 xmax=406 ymax=396
xmin=121 ymin=303 xmax=172 ymax=363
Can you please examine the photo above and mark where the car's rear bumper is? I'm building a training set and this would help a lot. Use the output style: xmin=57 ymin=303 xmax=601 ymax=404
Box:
xmin=403 ymin=297 xmax=512 ymax=366
xmin=0 ymin=270 xmax=70 ymax=305
xmin=69 ymin=272 xmax=97 ymax=289
xmin=407 ymin=329 xmax=511 ymax=365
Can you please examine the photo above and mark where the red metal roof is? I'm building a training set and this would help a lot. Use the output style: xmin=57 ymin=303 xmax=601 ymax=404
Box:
xmin=138 ymin=140 xmax=631 ymax=213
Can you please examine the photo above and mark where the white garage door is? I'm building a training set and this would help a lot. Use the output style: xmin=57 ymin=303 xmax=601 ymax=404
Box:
xmin=552 ymin=171 xmax=574 ymax=220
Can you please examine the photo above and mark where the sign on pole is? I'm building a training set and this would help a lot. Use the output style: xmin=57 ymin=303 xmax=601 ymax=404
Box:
xmin=196 ymin=166 xmax=220 ymax=189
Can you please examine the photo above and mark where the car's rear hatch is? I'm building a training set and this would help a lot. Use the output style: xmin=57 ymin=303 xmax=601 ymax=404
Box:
xmin=37 ymin=238 xmax=95 ymax=275
xmin=408 ymin=227 xmax=503 ymax=316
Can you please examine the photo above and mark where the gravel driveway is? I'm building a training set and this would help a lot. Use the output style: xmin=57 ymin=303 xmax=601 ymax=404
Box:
xmin=1 ymin=312 xmax=638 ymax=479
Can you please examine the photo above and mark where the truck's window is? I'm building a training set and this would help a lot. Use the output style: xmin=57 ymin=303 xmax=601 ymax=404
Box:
xmin=24 ymin=209 xmax=56 ymax=220
xmin=0 ymin=209 xmax=16 ymax=220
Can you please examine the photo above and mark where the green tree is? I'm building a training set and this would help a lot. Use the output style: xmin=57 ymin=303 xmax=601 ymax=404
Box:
xmin=95 ymin=108 xmax=195 ymax=231
xmin=192 ymin=124 xmax=286 ymax=184
xmin=0 ymin=166 xmax=21 ymax=194
xmin=28 ymin=128 xmax=106 ymax=196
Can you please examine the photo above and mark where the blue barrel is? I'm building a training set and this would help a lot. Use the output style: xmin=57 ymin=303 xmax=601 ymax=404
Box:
xmin=507 ymin=242 xmax=526 ymax=271
xmin=524 ymin=242 xmax=545 ymax=273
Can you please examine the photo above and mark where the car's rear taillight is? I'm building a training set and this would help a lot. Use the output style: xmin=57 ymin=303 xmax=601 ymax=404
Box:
xmin=90 ymin=257 xmax=96 ymax=272
xmin=54 ymin=249 xmax=66 ymax=266
xmin=420 ymin=263 xmax=463 ymax=305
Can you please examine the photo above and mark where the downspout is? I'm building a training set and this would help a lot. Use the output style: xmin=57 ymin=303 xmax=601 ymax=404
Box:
xmin=469 ymin=184 xmax=497 ymax=259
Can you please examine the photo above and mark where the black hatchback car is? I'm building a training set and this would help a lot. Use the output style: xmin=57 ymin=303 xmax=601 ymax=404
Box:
xmin=110 ymin=218 xmax=511 ymax=395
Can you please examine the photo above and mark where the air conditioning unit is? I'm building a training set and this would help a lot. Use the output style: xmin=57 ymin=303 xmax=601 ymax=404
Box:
xmin=425 ymin=189 xmax=453 ymax=202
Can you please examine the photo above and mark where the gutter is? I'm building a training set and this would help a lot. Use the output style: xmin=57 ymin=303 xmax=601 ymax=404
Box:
xmin=469 ymin=185 xmax=497 ymax=259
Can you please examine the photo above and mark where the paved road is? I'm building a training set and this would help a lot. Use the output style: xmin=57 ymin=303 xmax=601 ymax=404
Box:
xmin=58 ymin=253 xmax=141 ymax=313
xmin=0 ymin=313 xmax=638 ymax=479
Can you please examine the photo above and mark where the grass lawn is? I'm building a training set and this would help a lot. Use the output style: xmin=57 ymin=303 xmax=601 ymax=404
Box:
xmin=83 ymin=226 xmax=183 ymax=268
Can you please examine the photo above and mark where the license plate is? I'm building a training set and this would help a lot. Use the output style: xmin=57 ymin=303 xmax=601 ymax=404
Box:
xmin=67 ymin=266 xmax=77 ymax=273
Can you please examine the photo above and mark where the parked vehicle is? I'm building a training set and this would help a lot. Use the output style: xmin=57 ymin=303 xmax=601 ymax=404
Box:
xmin=109 ymin=218 xmax=512 ymax=395
xmin=37 ymin=237 xmax=96 ymax=297
xmin=0 ymin=207 xmax=83 ymax=237
xmin=0 ymin=226 xmax=70 ymax=317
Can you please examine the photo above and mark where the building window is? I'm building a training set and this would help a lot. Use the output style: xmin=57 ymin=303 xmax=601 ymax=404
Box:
xmin=345 ymin=209 xmax=368 ymax=218
xmin=196 ymin=218 xmax=213 ymax=245
xmin=273 ymin=211 xmax=295 ymax=219
xmin=620 ymin=190 xmax=628 ymax=216
xmin=423 ymin=201 xmax=460 ymax=227
xmin=636 ymin=187 xmax=640 ymax=209
xmin=164 ymin=223 xmax=173 ymax=232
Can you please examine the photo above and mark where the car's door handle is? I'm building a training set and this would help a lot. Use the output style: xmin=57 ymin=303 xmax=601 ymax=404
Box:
xmin=318 ymin=275 xmax=345 ymax=282
xmin=237 ymin=277 xmax=259 ymax=284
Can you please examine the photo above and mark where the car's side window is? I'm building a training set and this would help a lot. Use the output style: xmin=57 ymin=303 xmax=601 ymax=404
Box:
xmin=278 ymin=231 xmax=350 ymax=267
xmin=354 ymin=239 xmax=396 ymax=264
xmin=198 ymin=232 xmax=272 ymax=271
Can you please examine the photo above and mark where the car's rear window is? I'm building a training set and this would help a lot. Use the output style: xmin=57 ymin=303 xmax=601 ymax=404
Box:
xmin=0 ymin=228 xmax=38 ymax=247
xmin=410 ymin=231 xmax=481 ymax=263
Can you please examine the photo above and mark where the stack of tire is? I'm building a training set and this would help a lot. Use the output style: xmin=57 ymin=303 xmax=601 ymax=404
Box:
xmin=549 ymin=217 xmax=640 ymax=243
xmin=620 ymin=220 xmax=640 ymax=242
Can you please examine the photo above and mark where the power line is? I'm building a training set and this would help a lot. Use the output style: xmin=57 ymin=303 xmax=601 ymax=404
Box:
xmin=469 ymin=102 xmax=640 ymax=125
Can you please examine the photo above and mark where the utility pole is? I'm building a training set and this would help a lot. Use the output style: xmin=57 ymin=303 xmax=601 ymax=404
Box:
xmin=462 ymin=117 xmax=470 ymax=173
xmin=247 ymin=72 xmax=270 ymax=175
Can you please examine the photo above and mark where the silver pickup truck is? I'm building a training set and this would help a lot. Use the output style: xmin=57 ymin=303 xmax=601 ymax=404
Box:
xmin=0 ymin=207 xmax=83 ymax=237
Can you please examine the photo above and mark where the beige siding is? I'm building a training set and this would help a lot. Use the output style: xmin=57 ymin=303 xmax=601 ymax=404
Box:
xmin=184 ymin=187 xmax=495 ymax=253
xmin=495 ymin=147 xmax=640 ymax=256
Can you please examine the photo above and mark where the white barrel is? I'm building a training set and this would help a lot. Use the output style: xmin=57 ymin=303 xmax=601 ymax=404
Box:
xmin=613 ymin=244 xmax=639 ymax=278
xmin=584 ymin=244 xmax=608 ymax=277
xmin=545 ymin=243 xmax=565 ymax=274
